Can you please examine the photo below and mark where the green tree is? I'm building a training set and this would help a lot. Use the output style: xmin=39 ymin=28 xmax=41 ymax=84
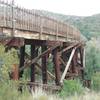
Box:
xmin=85 ymin=38 xmax=100 ymax=79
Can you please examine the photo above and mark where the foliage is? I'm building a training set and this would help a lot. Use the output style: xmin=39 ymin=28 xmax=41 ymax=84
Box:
xmin=0 ymin=44 xmax=19 ymax=80
xmin=0 ymin=80 xmax=32 ymax=100
xmin=59 ymin=80 xmax=84 ymax=98
xmin=91 ymin=72 xmax=100 ymax=91
xmin=84 ymin=39 xmax=100 ymax=80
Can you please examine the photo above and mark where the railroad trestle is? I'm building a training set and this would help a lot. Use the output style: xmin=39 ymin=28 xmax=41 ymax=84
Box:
xmin=1 ymin=38 xmax=85 ymax=91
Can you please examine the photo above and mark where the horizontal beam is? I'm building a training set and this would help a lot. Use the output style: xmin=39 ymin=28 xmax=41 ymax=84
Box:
xmin=59 ymin=42 xmax=84 ymax=56
xmin=19 ymin=81 xmax=61 ymax=91
xmin=25 ymin=39 xmax=63 ymax=46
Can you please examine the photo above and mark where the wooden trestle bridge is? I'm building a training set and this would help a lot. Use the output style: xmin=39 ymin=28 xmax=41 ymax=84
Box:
xmin=0 ymin=0 xmax=85 ymax=90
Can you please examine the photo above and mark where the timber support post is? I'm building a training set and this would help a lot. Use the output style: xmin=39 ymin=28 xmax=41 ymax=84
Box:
xmin=53 ymin=48 xmax=61 ymax=86
xmin=42 ymin=45 xmax=48 ymax=84
xmin=18 ymin=45 xmax=25 ymax=92
xmin=79 ymin=47 xmax=84 ymax=80
xmin=19 ymin=45 xmax=25 ymax=78
xmin=72 ymin=51 xmax=77 ymax=73
xmin=30 ymin=45 xmax=37 ymax=83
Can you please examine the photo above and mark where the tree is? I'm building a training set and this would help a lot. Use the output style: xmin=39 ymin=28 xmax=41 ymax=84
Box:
xmin=85 ymin=38 xmax=100 ymax=79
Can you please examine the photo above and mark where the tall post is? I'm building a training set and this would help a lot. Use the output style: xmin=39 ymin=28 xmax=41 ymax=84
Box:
xmin=30 ymin=44 xmax=36 ymax=83
xmin=72 ymin=50 xmax=77 ymax=73
xmin=53 ymin=48 xmax=60 ymax=85
xmin=79 ymin=47 xmax=84 ymax=80
xmin=19 ymin=45 xmax=25 ymax=78
xmin=42 ymin=46 xmax=48 ymax=84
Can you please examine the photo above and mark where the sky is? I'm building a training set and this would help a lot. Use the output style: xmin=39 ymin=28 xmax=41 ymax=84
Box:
xmin=13 ymin=0 xmax=100 ymax=16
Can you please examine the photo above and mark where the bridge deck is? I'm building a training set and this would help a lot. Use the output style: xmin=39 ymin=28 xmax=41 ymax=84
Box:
xmin=0 ymin=0 xmax=80 ymax=42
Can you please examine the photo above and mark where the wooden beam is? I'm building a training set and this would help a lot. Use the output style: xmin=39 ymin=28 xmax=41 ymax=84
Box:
xmin=19 ymin=81 xmax=61 ymax=91
xmin=59 ymin=43 xmax=78 ymax=55
xmin=34 ymin=63 xmax=56 ymax=80
xmin=53 ymin=48 xmax=61 ymax=85
xmin=59 ymin=42 xmax=83 ymax=55
xmin=71 ymin=50 xmax=77 ymax=73
xmin=19 ymin=44 xmax=60 ymax=71
xmin=59 ymin=57 xmax=66 ymax=67
xmin=60 ymin=47 xmax=76 ymax=83
xmin=30 ymin=45 xmax=36 ymax=83
xmin=24 ymin=52 xmax=56 ymax=80
xmin=79 ymin=47 xmax=84 ymax=80
xmin=19 ymin=45 xmax=25 ymax=78
xmin=42 ymin=46 xmax=48 ymax=84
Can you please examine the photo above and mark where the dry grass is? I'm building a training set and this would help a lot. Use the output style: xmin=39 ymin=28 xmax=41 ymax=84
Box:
xmin=67 ymin=91 xmax=100 ymax=100
xmin=30 ymin=88 xmax=100 ymax=100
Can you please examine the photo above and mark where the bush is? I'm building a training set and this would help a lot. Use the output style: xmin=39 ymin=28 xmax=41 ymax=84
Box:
xmin=59 ymin=80 xmax=84 ymax=98
xmin=0 ymin=80 xmax=32 ymax=100
xmin=91 ymin=72 xmax=100 ymax=91
xmin=0 ymin=44 xmax=19 ymax=81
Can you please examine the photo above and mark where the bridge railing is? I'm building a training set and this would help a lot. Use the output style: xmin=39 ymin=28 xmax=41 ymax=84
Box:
xmin=0 ymin=0 xmax=80 ymax=41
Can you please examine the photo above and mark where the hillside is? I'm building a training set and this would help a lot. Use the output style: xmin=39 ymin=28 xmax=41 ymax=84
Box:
xmin=38 ymin=10 xmax=100 ymax=39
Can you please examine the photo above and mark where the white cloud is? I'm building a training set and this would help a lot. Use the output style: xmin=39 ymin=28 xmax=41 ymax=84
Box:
xmin=13 ymin=0 xmax=100 ymax=16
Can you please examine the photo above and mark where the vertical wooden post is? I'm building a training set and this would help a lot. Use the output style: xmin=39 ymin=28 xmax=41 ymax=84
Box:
xmin=30 ymin=44 xmax=36 ymax=83
xmin=79 ymin=47 xmax=84 ymax=80
xmin=19 ymin=45 xmax=25 ymax=78
xmin=42 ymin=46 xmax=48 ymax=84
xmin=72 ymin=50 xmax=77 ymax=73
xmin=53 ymin=48 xmax=60 ymax=85
xmin=12 ymin=64 xmax=19 ymax=80
xmin=18 ymin=45 xmax=25 ymax=92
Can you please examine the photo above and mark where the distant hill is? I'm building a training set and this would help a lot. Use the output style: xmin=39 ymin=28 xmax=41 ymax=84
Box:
xmin=37 ymin=10 xmax=100 ymax=39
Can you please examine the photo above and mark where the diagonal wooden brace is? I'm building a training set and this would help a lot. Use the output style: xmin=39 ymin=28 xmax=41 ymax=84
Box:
xmin=60 ymin=47 xmax=76 ymax=83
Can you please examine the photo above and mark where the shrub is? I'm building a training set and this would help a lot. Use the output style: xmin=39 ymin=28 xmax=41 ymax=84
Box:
xmin=59 ymin=80 xmax=84 ymax=98
xmin=0 ymin=80 xmax=32 ymax=100
xmin=91 ymin=72 xmax=100 ymax=91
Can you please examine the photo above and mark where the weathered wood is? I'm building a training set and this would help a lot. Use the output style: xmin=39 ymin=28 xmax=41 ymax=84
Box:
xmin=19 ymin=44 xmax=60 ymax=71
xmin=19 ymin=81 xmax=61 ymax=91
xmin=42 ymin=46 xmax=48 ymax=84
xmin=79 ymin=47 xmax=84 ymax=80
xmin=59 ymin=43 xmax=78 ymax=55
xmin=0 ymin=0 xmax=81 ymax=42
xmin=71 ymin=50 xmax=77 ymax=73
xmin=60 ymin=47 xmax=76 ymax=83
xmin=53 ymin=48 xmax=61 ymax=85
xmin=19 ymin=45 xmax=25 ymax=78
xmin=24 ymin=52 xmax=56 ymax=80
xmin=12 ymin=64 xmax=19 ymax=80
xmin=59 ymin=42 xmax=82 ymax=55
xmin=34 ymin=63 xmax=56 ymax=80
xmin=30 ymin=45 xmax=36 ymax=83
xmin=59 ymin=57 xmax=66 ymax=67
